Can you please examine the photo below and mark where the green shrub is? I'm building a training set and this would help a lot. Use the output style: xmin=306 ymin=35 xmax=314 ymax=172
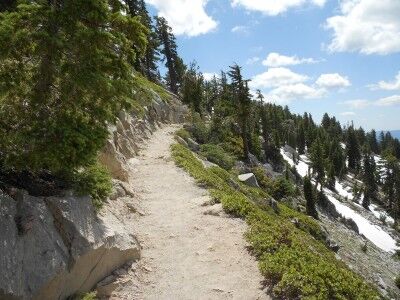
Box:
xmin=73 ymin=162 xmax=112 ymax=210
xmin=200 ymin=144 xmax=235 ymax=170
xmin=190 ymin=113 xmax=209 ymax=144
xmin=176 ymin=128 xmax=191 ymax=141
xmin=396 ymin=275 xmax=400 ymax=289
xmin=252 ymin=167 xmax=295 ymax=200
xmin=79 ymin=292 xmax=97 ymax=300
xmin=171 ymin=143 xmax=380 ymax=299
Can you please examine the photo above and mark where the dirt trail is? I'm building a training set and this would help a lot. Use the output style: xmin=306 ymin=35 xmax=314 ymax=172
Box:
xmin=110 ymin=125 xmax=269 ymax=300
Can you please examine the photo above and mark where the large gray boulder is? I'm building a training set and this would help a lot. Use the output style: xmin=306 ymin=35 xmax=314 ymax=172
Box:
xmin=238 ymin=173 xmax=260 ymax=188
xmin=0 ymin=190 xmax=140 ymax=300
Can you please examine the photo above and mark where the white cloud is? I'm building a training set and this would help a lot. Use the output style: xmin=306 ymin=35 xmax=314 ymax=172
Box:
xmin=231 ymin=25 xmax=250 ymax=34
xmin=262 ymin=52 xmax=319 ymax=67
xmin=250 ymin=67 xmax=309 ymax=89
xmin=343 ymin=99 xmax=371 ymax=109
xmin=146 ymin=0 xmax=217 ymax=36
xmin=369 ymin=71 xmax=400 ymax=91
xmin=203 ymin=72 xmax=219 ymax=81
xmin=325 ymin=0 xmax=400 ymax=55
xmin=343 ymin=95 xmax=400 ymax=108
xmin=316 ymin=73 xmax=351 ymax=88
xmin=340 ymin=111 xmax=356 ymax=116
xmin=268 ymin=83 xmax=326 ymax=102
xmin=246 ymin=57 xmax=260 ymax=65
xmin=375 ymin=95 xmax=400 ymax=106
xmin=231 ymin=0 xmax=326 ymax=16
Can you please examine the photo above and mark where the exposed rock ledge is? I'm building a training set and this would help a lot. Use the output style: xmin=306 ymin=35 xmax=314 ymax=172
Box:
xmin=0 ymin=94 xmax=189 ymax=299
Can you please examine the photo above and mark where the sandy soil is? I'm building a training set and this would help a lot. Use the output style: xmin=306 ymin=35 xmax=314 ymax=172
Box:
xmin=108 ymin=125 xmax=270 ymax=300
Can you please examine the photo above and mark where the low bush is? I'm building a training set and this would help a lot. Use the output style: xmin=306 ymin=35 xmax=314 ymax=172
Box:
xmin=176 ymin=128 xmax=191 ymax=141
xmin=200 ymin=144 xmax=235 ymax=170
xmin=252 ymin=167 xmax=296 ymax=200
xmin=73 ymin=162 xmax=112 ymax=210
xmin=171 ymin=143 xmax=380 ymax=299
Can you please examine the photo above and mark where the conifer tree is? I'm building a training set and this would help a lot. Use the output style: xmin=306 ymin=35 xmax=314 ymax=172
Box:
xmin=0 ymin=0 xmax=15 ymax=12
xmin=0 ymin=0 xmax=148 ymax=173
xmin=155 ymin=16 xmax=181 ymax=93
xmin=362 ymin=150 xmax=377 ymax=209
xmin=310 ymin=137 xmax=325 ymax=187
xmin=346 ymin=126 xmax=361 ymax=172
xmin=228 ymin=64 xmax=252 ymax=162
xmin=182 ymin=62 xmax=204 ymax=115
xmin=297 ymin=122 xmax=306 ymax=155
xmin=304 ymin=176 xmax=318 ymax=219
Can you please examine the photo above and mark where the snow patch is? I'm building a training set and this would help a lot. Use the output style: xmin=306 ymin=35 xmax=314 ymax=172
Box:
xmin=324 ymin=189 xmax=398 ymax=253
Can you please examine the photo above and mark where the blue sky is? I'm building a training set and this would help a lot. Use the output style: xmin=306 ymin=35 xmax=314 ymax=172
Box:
xmin=145 ymin=0 xmax=400 ymax=131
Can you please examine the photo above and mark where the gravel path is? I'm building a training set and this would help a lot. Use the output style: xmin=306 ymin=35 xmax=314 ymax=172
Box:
xmin=109 ymin=125 xmax=269 ymax=300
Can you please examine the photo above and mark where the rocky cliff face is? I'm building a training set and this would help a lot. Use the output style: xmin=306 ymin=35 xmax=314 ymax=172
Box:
xmin=0 ymin=94 xmax=188 ymax=299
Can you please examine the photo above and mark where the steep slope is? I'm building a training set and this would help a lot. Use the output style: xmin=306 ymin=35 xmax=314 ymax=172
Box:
xmin=106 ymin=125 xmax=269 ymax=299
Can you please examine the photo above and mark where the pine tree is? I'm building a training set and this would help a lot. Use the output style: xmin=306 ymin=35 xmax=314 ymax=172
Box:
xmin=0 ymin=0 xmax=15 ymax=12
xmin=304 ymin=176 xmax=318 ymax=219
xmin=228 ymin=64 xmax=252 ymax=162
xmin=362 ymin=150 xmax=377 ymax=209
xmin=310 ymin=137 xmax=325 ymax=187
xmin=0 ymin=0 xmax=148 ymax=173
xmin=182 ymin=62 xmax=204 ymax=115
xmin=297 ymin=122 xmax=306 ymax=155
xmin=155 ymin=16 xmax=181 ymax=93
xmin=367 ymin=129 xmax=380 ymax=154
xmin=346 ymin=126 xmax=361 ymax=172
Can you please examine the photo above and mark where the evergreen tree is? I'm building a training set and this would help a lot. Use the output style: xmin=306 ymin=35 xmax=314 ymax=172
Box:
xmin=182 ymin=62 xmax=204 ymax=115
xmin=310 ymin=137 xmax=325 ymax=187
xmin=367 ymin=129 xmax=380 ymax=154
xmin=0 ymin=0 xmax=148 ymax=173
xmin=155 ymin=16 xmax=181 ymax=93
xmin=228 ymin=64 xmax=252 ymax=162
xmin=304 ymin=176 xmax=318 ymax=219
xmin=0 ymin=0 xmax=15 ymax=12
xmin=297 ymin=122 xmax=306 ymax=155
xmin=346 ymin=126 xmax=361 ymax=172
xmin=362 ymin=150 xmax=377 ymax=209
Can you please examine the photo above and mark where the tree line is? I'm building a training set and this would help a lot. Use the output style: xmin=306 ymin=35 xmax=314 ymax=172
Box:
xmin=179 ymin=63 xmax=400 ymax=225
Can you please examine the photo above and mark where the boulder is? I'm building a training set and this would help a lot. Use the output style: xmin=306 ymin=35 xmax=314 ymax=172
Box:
xmin=175 ymin=136 xmax=188 ymax=147
xmin=341 ymin=217 xmax=359 ymax=234
xmin=268 ymin=198 xmax=280 ymax=214
xmin=0 ymin=190 xmax=140 ymax=300
xmin=238 ymin=173 xmax=260 ymax=188
xmin=187 ymin=138 xmax=200 ymax=152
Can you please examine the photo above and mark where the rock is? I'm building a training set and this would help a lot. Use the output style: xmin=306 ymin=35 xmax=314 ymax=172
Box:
xmin=376 ymin=276 xmax=387 ymax=291
xmin=238 ymin=173 xmax=260 ymax=188
xmin=99 ymin=139 xmax=130 ymax=182
xmin=268 ymin=198 xmax=280 ymax=214
xmin=341 ymin=217 xmax=359 ymax=234
xmin=234 ymin=161 xmax=251 ymax=174
xmin=0 ymin=190 xmax=140 ymax=300
xmin=203 ymin=204 xmax=223 ymax=216
xmin=291 ymin=218 xmax=300 ymax=228
xmin=248 ymin=154 xmax=260 ymax=167
xmin=326 ymin=238 xmax=340 ymax=252
xmin=175 ymin=135 xmax=188 ymax=147
xmin=262 ymin=163 xmax=281 ymax=178
xmin=187 ymin=138 xmax=200 ymax=152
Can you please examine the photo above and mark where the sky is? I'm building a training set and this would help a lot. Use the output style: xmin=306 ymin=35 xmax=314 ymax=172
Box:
xmin=145 ymin=0 xmax=400 ymax=131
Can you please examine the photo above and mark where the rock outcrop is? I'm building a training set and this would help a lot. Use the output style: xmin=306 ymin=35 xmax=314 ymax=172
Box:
xmin=0 ymin=190 xmax=140 ymax=300
xmin=100 ymin=95 xmax=188 ymax=181
xmin=0 ymin=93 xmax=188 ymax=299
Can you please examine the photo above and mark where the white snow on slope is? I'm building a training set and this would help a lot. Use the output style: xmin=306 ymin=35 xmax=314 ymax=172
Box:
xmin=324 ymin=189 xmax=398 ymax=253
xmin=370 ymin=204 xmax=395 ymax=225
xmin=335 ymin=181 xmax=354 ymax=200
xmin=280 ymin=147 xmax=398 ymax=252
